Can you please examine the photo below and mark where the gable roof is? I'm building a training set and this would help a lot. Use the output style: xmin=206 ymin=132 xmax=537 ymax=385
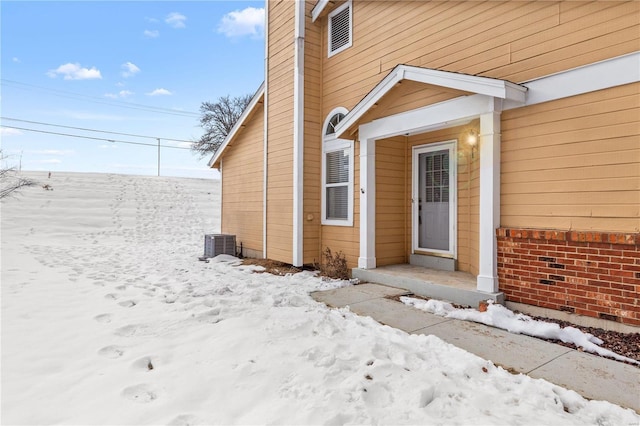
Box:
xmin=208 ymin=82 xmax=265 ymax=169
xmin=335 ymin=65 xmax=527 ymax=138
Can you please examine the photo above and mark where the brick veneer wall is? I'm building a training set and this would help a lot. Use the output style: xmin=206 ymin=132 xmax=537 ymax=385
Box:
xmin=496 ymin=228 xmax=640 ymax=327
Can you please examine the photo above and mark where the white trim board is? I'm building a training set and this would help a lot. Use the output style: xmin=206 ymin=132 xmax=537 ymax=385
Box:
xmin=311 ymin=0 xmax=330 ymax=22
xmin=263 ymin=0 xmax=269 ymax=260
xmin=292 ymin=0 xmax=305 ymax=267
xmin=515 ymin=51 xmax=640 ymax=108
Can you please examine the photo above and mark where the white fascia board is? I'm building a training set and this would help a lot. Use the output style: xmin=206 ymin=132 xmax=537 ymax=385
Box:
xmin=335 ymin=65 xmax=526 ymax=138
xmin=520 ymin=51 xmax=640 ymax=107
xmin=359 ymin=94 xmax=494 ymax=140
xmin=292 ymin=0 xmax=305 ymax=267
xmin=402 ymin=66 xmax=527 ymax=101
xmin=208 ymin=82 xmax=265 ymax=168
xmin=311 ymin=0 xmax=330 ymax=22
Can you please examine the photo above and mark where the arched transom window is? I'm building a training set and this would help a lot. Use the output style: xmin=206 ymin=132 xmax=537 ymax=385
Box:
xmin=322 ymin=108 xmax=353 ymax=226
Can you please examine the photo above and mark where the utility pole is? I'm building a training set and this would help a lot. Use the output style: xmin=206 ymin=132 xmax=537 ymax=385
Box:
xmin=157 ymin=138 xmax=160 ymax=177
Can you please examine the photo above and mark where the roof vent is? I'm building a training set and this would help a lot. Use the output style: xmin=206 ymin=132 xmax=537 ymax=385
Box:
xmin=329 ymin=2 xmax=352 ymax=57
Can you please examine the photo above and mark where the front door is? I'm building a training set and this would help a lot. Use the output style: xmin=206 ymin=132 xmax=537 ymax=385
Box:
xmin=412 ymin=141 xmax=456 ymax=256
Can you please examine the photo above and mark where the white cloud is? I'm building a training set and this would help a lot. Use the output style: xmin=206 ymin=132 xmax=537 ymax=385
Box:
xmin=12 ymin=57 xmax=21 ymax=63
xmin=218 ymin=7 xmax=264 ymax=38
xmin=0 ymin=128 xmax=23 ymax=136
xmin=144 ymin=29 xmax=159 ymax=38
xmin=165 ymin=12 xmax=186 ymax=29
xmin=145 ymin=17 xmax=159 ymax=23
xmin=99 ymin=144 xmax=118 ymax=149
xmin=146 ymin=88 xmax=172 ymax=96
xmin=36 ymin=159 xmax=62 ymax=164
xmin=47 ymin=63 xmax=102 ymax=80
xmin=105 ymin=90 xmax=134 ymax=99
xmin=176 ymin=141 xmax=194 ymax=149
xmin=121 ymin=62 xmax=140 ymax=78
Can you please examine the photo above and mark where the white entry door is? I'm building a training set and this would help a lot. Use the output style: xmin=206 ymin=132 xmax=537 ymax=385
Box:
xmin=413 ymin=141 xmax=456 ymax=256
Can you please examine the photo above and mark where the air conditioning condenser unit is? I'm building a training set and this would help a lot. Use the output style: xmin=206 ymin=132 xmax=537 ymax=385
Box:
xmin=204 ymin=234 xmax=236 ymax=258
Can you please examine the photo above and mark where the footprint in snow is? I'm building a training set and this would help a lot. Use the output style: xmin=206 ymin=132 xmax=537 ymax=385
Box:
xmin=97 ymin=345 xmax=125 ymax=359
xmin=104 ymin=293 xmax=119 ymax=300
xmin=131 ymin=356 xmax=156 ymax=372
xmin=114 ymin=324 xmax=150 ymax=337
xmin=167 ymin=414 xmax=203 ymax=426
xmin=118 ymin=300 xmax=137 ymax=308
xmin=121 ymin=384 xmax=159 ymax=403
xmin=94 ymin=313 xmax=113 ymax=323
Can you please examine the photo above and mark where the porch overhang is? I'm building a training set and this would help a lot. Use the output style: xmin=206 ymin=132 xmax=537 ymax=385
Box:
xmin=335 ymin=65 xmax=527 ymax=139
xmin=348 ymin=66 xmax=527 ymax=295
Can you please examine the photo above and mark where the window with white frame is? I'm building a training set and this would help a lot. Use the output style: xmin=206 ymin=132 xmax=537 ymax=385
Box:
xmin=322 ymin=108 xmax=353 ymax=226
xmin=328 ymin=0 xmax=352 ymax=57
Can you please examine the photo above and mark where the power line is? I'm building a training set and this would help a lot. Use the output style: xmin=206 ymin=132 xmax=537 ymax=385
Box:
xmin=0 ymin=125 xmax=192 ymax=150
xmin=1 ymin=117 xmax=194 ymax=143
xmin=1 ymin=79 xmax=200 ymax=118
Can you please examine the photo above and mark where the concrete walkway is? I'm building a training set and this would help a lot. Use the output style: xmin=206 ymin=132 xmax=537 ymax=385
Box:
xmin=311 ymin=283 xmax=640 ymax=412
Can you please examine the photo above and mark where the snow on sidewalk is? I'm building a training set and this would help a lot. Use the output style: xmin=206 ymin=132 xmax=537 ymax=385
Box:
xmin=401 ymin=297 xmax=640 ymax=366
xmin=2 ymin=172 xmax=638 ymax=425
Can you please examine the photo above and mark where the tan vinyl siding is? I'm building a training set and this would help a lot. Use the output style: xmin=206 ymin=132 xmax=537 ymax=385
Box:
xmin=501 ymin=83 xmax=640 ymax=233
xmin=407 ymin=123 xmax=480 ymax=276
xmin=303 ymin=0 xmax=323 ymax=265
xmin=359 ymin=82 xmax=469 ymax=125
xmin=376 ymin=137 xmax=407 ymax=266
xmin=221 ymin=103 xmax=264 ymax=257
xmin=266 ymin=0 xmax=295 ymax=264
xmin=320 ymin=1 xmax=639 ymax=112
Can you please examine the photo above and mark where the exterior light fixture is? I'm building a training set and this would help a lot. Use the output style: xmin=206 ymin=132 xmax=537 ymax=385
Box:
xmin=467 ymin=130 xmax=478 ymax=159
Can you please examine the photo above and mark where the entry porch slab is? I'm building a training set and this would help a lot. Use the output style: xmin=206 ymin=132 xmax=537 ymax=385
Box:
xmin=352 ymin=264 xmax=504 ymax=307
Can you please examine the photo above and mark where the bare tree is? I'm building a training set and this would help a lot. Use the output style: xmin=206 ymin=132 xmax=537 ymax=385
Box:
xmin=0 ymin=150 xmax=37 ymax=199
xmin=191 ymin=94 xmax=252 ymax=158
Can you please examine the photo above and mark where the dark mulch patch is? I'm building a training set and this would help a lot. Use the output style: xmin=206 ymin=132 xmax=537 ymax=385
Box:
xmin=241 ymin=258 xmax=303 ymax=276
xmin=392 ymin=294 xmax=640 ymax=367
xmin=527 ymin=315 xmax=640 ymax=365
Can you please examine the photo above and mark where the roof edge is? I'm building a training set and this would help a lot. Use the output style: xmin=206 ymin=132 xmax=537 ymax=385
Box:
xmin=335 ymin=65 xmax=527 ymax=138
xmin=311 ymin=0 xmax=330 ymax=22
xmin=208 ymin=82 xmax=265 ymax=169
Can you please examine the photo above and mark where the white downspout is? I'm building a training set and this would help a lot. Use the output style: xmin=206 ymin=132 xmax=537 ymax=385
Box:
xmin=292 ymin=0 xmax=305 ymax=266
xmin=262 ymin=0 xmax=269 ymax=259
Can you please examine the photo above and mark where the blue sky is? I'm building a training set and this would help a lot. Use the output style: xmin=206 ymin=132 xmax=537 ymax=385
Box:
xmin=1 ymin=1 xmax=265 ymax=179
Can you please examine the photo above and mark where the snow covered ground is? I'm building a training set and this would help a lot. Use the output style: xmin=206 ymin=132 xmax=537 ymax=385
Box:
xmin=2 ymin=172 xmax=638 ymax=425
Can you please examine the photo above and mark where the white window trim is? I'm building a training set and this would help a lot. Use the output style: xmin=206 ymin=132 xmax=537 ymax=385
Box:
xmin=322 ymin=107 xmax=353 ymax=226
xmin=327 ymin=0 xmax=352 ymax=58
xmin=411 ymin=140 xmax=457 ymax=258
